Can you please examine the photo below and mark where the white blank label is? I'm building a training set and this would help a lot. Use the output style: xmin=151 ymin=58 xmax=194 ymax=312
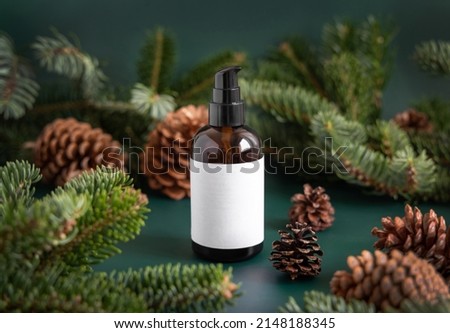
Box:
xmin=190 ymin=157 xmax=265 ymax=249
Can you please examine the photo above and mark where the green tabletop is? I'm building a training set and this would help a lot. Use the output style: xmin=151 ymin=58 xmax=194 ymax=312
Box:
xmin=96 ymin=173 xmax=450 ymax=312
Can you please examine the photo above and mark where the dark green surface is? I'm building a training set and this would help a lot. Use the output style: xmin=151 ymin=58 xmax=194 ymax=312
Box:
xmin=96 ymin=173 xmax=450 ymax=312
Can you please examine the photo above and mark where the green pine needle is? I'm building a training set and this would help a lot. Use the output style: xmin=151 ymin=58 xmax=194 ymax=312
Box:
xmin=241 ymin=79 xmax=338 ymax=125
xmin=136 ymin=27 xmax=176 ymax=93
xmin=130 ymin=83 xmax=176 ymax=120
xmin=0 ymin=33 xmax=39 ymax=119
xmin=323 ymin=52 xmax=378 ymax=123
xmin=280 ymin=291 xmax=376 ymax=313
xmin=414 ymin=40 xmax=450 ymax=76
xmin=114 ymin=263 xmax=238 ymax=312
xmin=32 ymin=29 xmax=106 ymax=99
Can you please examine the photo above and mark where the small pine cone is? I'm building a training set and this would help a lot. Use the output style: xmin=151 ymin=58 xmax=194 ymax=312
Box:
xmin=34 ymin=118 xmax=126 ymax=186
xmin=288 ymin=184 xmax=335 ymax=231
xmin=393 ymin=108 xmax=433 ymax=133
xmin=141 ymin=105 xmax=208 ymax=200
xmin=371 ymin=204 xmax=450 ymax=277
xmin=330 ymin=250 xmax=449 ymax=311
xmin=270 ymin=221 xmax=323 ymax=280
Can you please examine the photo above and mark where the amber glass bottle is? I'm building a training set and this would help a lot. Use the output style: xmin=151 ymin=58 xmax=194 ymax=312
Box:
xmin=190 ymin=66 xmax=264 ymax=262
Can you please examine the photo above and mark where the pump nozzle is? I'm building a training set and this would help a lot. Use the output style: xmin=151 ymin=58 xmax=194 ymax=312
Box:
xmin=209 ymin=66 xmax=245 ymax=126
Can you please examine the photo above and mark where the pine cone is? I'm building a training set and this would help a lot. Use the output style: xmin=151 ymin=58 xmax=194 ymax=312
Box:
xmin=141 ymin=105 xmax=208 ymax=200
xmin=34 ymin=118 xmax=125 ymax=186
xmin=331 ymin=250 xmax=449 ymax=311
xmin=288 ymin=184 xmax=335 ymax=231
xmin=372 ymin=204 xmax=450 ymax=277
xmin=270 ymin=221 xmax=323 ymax=279
xmin=393 ymin=108 xmax=433 ymax=133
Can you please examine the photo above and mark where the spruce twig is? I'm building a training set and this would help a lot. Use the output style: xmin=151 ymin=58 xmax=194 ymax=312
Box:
xmin=32 ymin=29 xmax=106 ymax=99
xmin=414 ymin=40 xmax=450 ymax=76
xmin=0 ymin=33 xmax=39 ymax=119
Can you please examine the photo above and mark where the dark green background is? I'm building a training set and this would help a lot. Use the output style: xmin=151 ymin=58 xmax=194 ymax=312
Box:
xmin=2 ymin=0 xmax=450 ymax=312
xmin=1 ymin=0 xmax=450 ymax=117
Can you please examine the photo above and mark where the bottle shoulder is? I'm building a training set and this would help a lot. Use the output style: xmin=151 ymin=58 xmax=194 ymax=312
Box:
xmin=192 ymin=125 xmax=262 ymax=148
xmin=191 ymin=125 xmax=262 ymax=163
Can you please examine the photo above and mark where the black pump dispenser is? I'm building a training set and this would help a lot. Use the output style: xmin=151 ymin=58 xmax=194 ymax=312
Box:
xmin=209 ymin=66 xmax=245 ymax=127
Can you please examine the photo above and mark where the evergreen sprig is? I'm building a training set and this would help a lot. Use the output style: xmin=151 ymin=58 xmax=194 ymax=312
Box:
xmin=130 ymin=83 xmax=176 ymax=120
xmin=134 ymin=29 xmax=246 ymax=117
xmin=115 ymin=264 xmax=238 ymax=312
xmin=323 ymin=52 xmax=378 ymax=123
xmin=241 ymin=79 xmax=338 ymax=125
xmin=32 ymin=29 xmax=106 ymax=99
xmin=0 ymin=33 xmax=39 ymax=119
xmin=280 ymin=291 xmax=376 ymax=313
xmin=137 ymin=27 xmax=176 ymax=93
xmin=310 ymin=110 xmax=437 ymax=200
xmin=414 ymin=40 xmax=450 ymax=76
xmin=0 ymin=161 xmax=239 ymax=312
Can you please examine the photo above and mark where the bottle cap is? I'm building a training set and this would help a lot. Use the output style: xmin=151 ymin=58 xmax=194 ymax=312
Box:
xmin=209 ymin=66 xmax=245 ymax=127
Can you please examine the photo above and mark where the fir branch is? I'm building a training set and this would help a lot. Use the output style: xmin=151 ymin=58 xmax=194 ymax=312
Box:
xmin=0 ymin=162 xmax=239 ymax=312
xmin=410 ymin=132 xmax=450 ymax=167
xmin=175 ymin=51 xmax=246 ymax=104
xmin=323 ymin=52 xmax=378 ymax=123
xmin=115 ymin=264 xmax=239 ymax=312
xmin=0 ymin=33 xmax=39 ymax=119
xmin=368 ymin=120 xmax=411 ymax=158
xmin=39 ymin=167 xmax=148 ymax=269
xmin=414 ymin=97 xmax=450 ymax=132
xmin=273 ymin=37 xmax=326 ymax=97
xmin=431 ymin=166 xmax=450 ymax=202
xmin=0 ymin=266 xmax=147 ymax=312
xmin=392 ymin=298 xmax=450 ymax=313
xmin=252 ymin=60 xmax=303 ymax=86
xmin=323 ymin=16 xmax=395 ymax=90
xmin=32 ymin=29 xmax=106 ymax=99
xmin=0 ymin=160 xmax=41 ymax=214
xmin=280 ymin=291 xmax=375 ymax=313
xmin=136 ymin=27 xmax=176 ymax=93
xmin=240 ymin=79 xmax=338 ymax=125
xmin=311 ymin=111 xmax=437 ymax=199
xmin=130 ymin=83 xmax=176 ymax=120
xmin=389 ymin=147 xmax=436 ymax=198
xmin=414 ymin=40 xmax=450 ymax=76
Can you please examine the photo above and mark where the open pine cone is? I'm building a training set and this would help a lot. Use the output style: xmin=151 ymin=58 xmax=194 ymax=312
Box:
xmin=141 ymin=105 xmax=208 ymax=200
xmin=371 ymin=204 xmax=450 ymax=277
xmin=331 ymin=249 xmax=449 ymax=311
xmin=288 ymin=184 xmax=335 ymax=231
xmin=270 ymin=221 xmax=323 ymax=279
xmin=34 ymin=118 xmax=126 ymax=186
xmin=392 ymin=108 xmax=433 ymax=133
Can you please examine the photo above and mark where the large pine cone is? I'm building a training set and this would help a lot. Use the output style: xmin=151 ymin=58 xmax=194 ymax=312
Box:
xmin=331 ymin=249 xmax=449 ymax=311
xmin=270 ymin=221 xmax=323 ymax=279
xmin=392 ymin=108 xmax=433 ymax=133
xmin=34 ymin=118 xmax=125 ymax=186
xmin=141 ymin=105 xmax=208 ymax=200
xmin=371 ymin=204 xmax=450 ymax=277
xmin=288 ymin=184 xmax=335 ymax=231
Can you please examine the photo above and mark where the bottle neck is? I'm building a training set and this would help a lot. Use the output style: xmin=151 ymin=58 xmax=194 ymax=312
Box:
xmin=208 ymin=103 xmax=245 ymax=127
